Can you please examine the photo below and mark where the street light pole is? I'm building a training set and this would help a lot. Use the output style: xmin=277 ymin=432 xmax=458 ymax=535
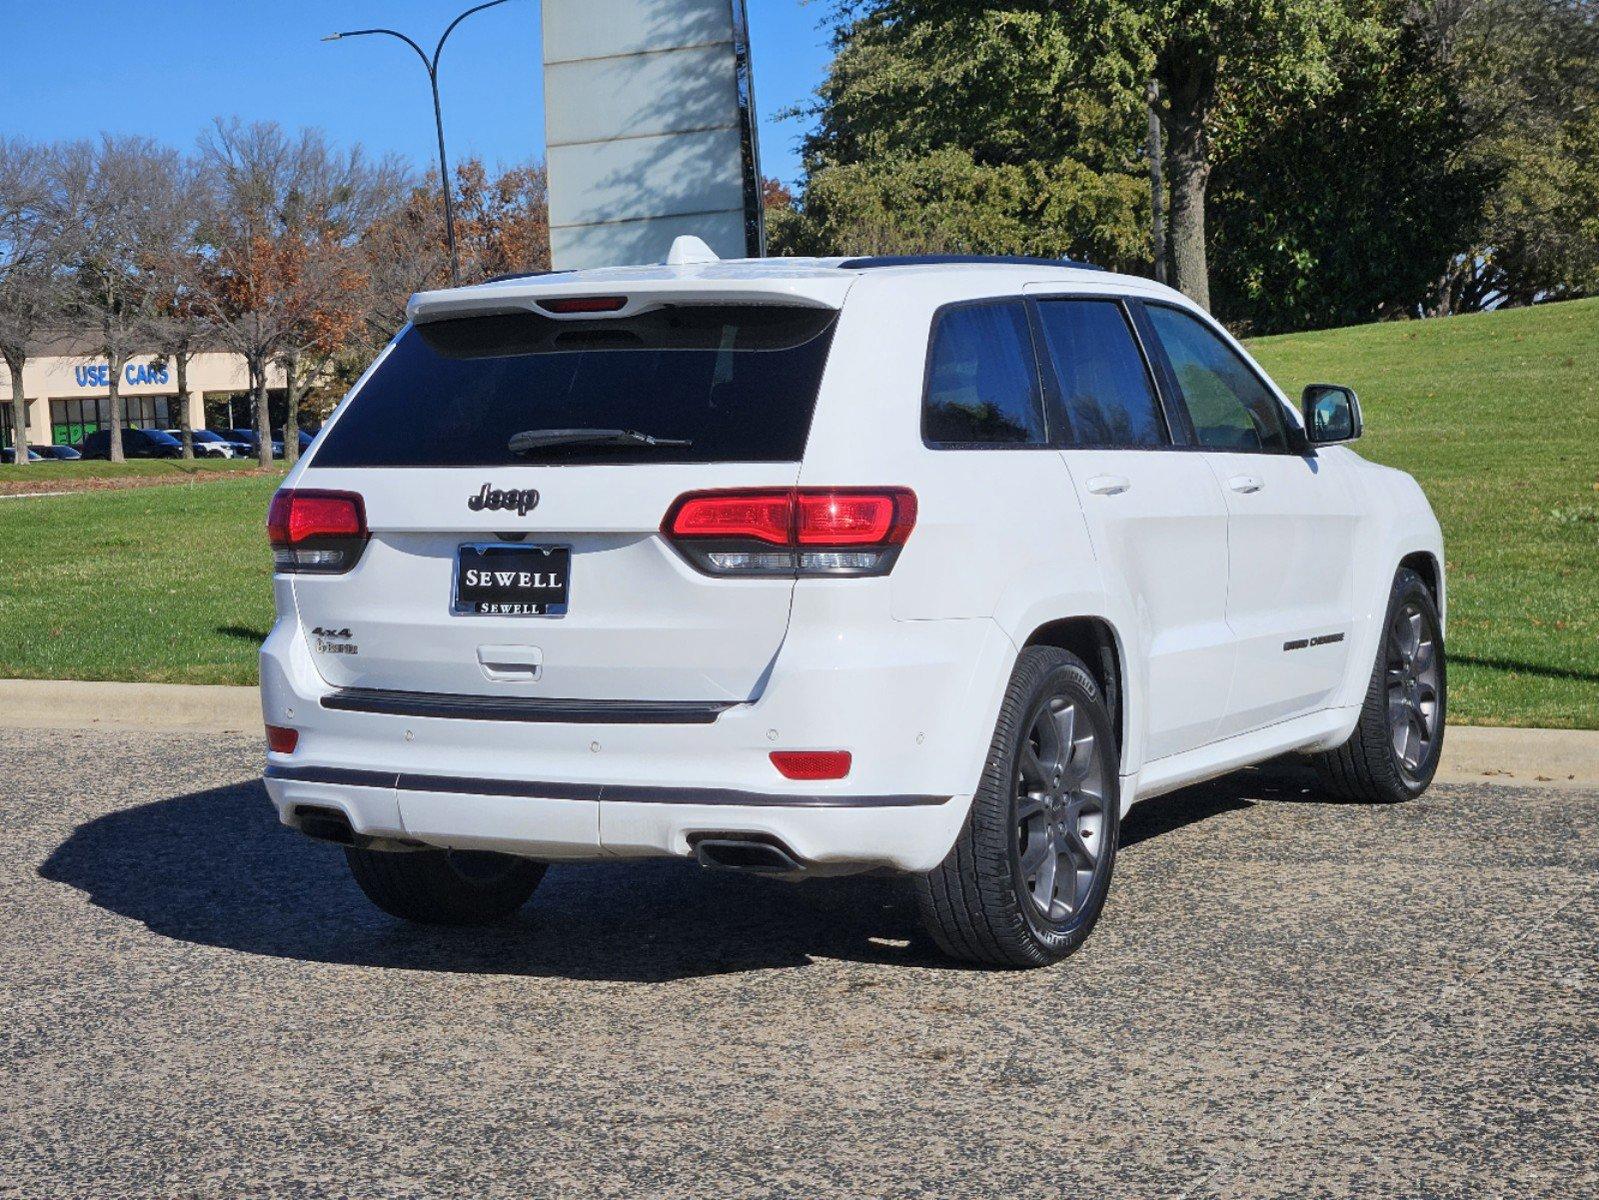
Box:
xmin=324 ymin=0 xmax=518 ymax=287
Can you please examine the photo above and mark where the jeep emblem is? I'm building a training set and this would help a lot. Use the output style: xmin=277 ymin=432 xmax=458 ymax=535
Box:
xmin=468 ymin=484 xmax=540 ymax=516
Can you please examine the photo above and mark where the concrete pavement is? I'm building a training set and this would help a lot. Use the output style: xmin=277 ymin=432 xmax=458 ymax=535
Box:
xmin=1 ymin=726 xmax=1595 ymax=1198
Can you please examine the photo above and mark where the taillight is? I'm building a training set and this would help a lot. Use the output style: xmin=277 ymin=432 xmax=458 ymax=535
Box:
xmin=266 ymin=725 xmax=299 ymax=754
xmin=663 ymin=488 xmax=916 ymax=577
xmin=770 ymin=750 xmax=852 ymax=780
xmin=267 ymin=489 xmax=368 ymax=574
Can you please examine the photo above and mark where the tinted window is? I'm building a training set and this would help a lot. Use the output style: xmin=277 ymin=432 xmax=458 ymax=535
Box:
xmin=1146 ymin=305 xmax=1289 ymax=452
xmin=1035 ymin=300 xmax=1167 ymax=447
xmin=312 ymin=305 xmax=838 ymax=467
xmin=922 ymin=301 xmax=1046 ymax=446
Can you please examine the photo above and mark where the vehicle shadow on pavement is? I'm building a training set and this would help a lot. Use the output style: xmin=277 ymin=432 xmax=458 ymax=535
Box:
xmin=38 ymin=770 xmax=1300 ymax=982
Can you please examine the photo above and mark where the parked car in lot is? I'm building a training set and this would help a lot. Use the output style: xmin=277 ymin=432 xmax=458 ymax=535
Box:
xmin=1 ymin=446 xmax=43 ymax=463
xmin=34 ymin=444 xmax=81 ymax=461
xmin=158 ymin=429 xmax=236 ymax=458
xmin=272 ymin=428 xmax=318 ymax=454
xmin=225 ymin=428 xmax=284 ymax=458
xmin=77 ymin=428 xmax=184 ymax=459
xmin=262 ymin=246 xmax=1446 ymax=967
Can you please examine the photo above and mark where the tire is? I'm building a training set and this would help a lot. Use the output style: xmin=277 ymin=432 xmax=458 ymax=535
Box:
xmin=1312 ymin=566 xmax=1446 ymax=803
xmin=916 ymin=646 xmax=1121 ymax=968
xmin=344 ymin=845 xmax=546 ymax=925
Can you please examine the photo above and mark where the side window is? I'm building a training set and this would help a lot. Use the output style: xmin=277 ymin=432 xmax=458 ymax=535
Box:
xmin=922 ymin=301 xmax=1048 ymax=446
xmin=1034 ymin=300 xmax=1168 ymax=447
xmin=1146 ymin=304 xmax=1290 ymax=453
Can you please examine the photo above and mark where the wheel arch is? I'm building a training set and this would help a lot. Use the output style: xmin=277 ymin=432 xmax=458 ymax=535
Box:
xmin=1398 ymin=549 xmax=1445 ymax=626
xmin=1019 ymin=616 xmax=1127 ymax=764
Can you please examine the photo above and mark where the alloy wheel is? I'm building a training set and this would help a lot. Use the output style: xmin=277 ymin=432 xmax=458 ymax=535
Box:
xmin=1386 ymin=602 xmax=1441 ymax=773
xmin=1015 ymin=695 xmax=1110 ymax=921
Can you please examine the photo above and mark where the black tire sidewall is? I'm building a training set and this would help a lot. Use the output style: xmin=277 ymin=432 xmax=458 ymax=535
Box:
xmin=345 ymin=845 xmax=546 ymax=925
xmin=1004 ymin=657 xmax=1121 ymax=955
xmin=1384 ymin=570 xmax=1447 ymax=795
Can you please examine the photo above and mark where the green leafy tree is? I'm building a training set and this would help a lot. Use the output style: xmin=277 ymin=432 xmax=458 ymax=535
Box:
xmin=1438 ymin=0 xmax=1599 ymax=309
xmin=1208 ymin=7 xmax=1490 ymax=331
xmin=775 ymin=2 xmax=1151 ymax=267
xmin=1150 ymin=0 xmax=1384 ymax=308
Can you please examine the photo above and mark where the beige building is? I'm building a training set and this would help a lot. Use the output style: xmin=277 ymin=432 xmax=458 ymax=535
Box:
xmin=1 ymin=333 xmax=286 ymax=449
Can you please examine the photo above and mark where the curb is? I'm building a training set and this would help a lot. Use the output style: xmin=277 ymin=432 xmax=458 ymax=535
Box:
xmin=1433 ymin=725 xmax=1599 ymax=790
xmin=0 ymin=679 xmax=1594 ymax=789
xmin=0 ymin=678 xmax=260 ymax=734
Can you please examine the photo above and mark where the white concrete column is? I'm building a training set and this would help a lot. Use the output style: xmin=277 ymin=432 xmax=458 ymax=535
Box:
xmin=543 ymin=0 xmax=760 ymax=268
xmin=27 ymin=397 xmax=52 ymax=445
xmin=187 ymin=391 xmax=206 ymax=431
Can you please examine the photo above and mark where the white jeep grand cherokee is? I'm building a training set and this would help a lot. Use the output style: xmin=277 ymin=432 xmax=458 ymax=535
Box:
xmin=261 ymin=251 xmax=1445 ymax=967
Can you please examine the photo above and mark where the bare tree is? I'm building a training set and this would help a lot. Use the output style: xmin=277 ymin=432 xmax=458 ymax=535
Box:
xmin=147 ymin=155 xmax=210 ymax=459
xmin=194 ymin=119 xmax=404 ymax=468
xmin=279 ymin=142 xmax=401 ymax=468
xmin=58 ymin=136 xmax=187 ymax=463
xmin=358 ymin=157 xmax=547 ymax=346
xmin=0 ymin=138 xmax=64 ymax=467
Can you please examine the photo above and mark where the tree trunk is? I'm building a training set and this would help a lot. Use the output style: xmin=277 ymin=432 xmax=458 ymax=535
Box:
xmin=1166 ymin=110 xmax=1211 ymax=309
xmin=5 ymin=351 xmax=29 ymax=468
xmin=283 ymin=352 xmax=301 ymax=469
xmin=107 ymin=351 xmax=125 ymax=464
xmin=1161 ymin=51 xmax=1216 ymax=311
xmin=252 ymin=359 xmax=273 ymax=469
xmin=176 ymin=351 xmax=194 ymax=460
xmin=1146 ymin=79 xmax=1168 ymax=286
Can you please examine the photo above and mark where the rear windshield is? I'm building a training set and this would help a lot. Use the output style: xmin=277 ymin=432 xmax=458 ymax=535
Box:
xmin=311 ymin=304 xmax=839 ymax=467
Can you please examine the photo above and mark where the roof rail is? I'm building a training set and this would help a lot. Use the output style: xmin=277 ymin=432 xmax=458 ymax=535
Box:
xmin=835 ymin=254 xmax=1103 ymax=271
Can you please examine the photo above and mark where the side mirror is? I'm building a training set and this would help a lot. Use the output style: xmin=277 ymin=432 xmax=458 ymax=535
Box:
xmin=1301 ymin=383 xmax=1362 ymax=445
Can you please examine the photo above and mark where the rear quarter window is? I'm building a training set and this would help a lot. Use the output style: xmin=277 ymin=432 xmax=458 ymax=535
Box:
xmin=921 ymin=300 xmax=1048 ymax=447
xmin=311 ymin=304 xmax=838 ymax=467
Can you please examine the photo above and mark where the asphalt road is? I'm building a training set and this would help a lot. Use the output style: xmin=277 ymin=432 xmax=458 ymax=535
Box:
xmin=2 ymin=726 xmax=1595 ymax=1199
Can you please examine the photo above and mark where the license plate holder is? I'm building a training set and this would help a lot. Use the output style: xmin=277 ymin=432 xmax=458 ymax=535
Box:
xmin=452 ymin=543 xmax=570 ymax=617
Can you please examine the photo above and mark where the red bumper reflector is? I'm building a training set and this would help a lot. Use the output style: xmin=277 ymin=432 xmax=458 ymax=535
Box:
xmin=770 ymin=750 xmax=852 ymax=781
xmin=266 ymin=725 xmax=299 ymax=754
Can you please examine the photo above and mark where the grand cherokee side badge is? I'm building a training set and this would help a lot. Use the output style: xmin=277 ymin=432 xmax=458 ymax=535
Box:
xmin=469 ymin=484 xmax=540 ymax=516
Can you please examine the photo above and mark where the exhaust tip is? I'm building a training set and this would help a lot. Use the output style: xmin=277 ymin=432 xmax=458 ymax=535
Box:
xmin=294 ymin=804 xmax=358 ymax=847
xmin=691 ymin=834 xmax=804 ymax=875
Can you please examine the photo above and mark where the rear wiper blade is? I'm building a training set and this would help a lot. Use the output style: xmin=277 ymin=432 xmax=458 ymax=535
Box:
xmin=508 ymin=428 xmax=694 ymax=455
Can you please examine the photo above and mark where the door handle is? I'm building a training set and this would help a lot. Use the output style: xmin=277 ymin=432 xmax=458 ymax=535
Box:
xmin=478 ymin=645 xmax=542 ymax=681
xmin=1085 ymin=474 xmax=1132 ymax=496
xmin=1228 ymin=475 xmax=1264 ymax=494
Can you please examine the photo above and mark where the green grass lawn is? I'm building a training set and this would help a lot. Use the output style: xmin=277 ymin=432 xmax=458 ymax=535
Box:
xmin=0 ymin=300 xmax=1594 ymax=725
xmin=0 ymin=475 xmax=280 ymax=685
xmin=1248 ymin=297 xmax=1598 ymax=728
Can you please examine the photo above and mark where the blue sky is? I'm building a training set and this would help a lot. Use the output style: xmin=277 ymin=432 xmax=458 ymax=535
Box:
xmin=0 ymin=1 xmax=833 ymax=186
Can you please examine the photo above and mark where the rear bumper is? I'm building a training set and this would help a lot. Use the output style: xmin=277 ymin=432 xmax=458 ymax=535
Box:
xmin=259 ymin=588 xmax=1014 ymax=873
xmin=264 ymin=762 xmax=966 ymax=873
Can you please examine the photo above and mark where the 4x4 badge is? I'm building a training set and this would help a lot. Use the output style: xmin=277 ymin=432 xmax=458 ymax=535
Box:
xmin=468 ymin=483 xmax=540 ymax=516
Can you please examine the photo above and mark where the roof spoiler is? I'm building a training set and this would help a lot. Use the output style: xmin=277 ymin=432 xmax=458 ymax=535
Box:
xmin=407 ymin=276 xmax=852 ymax=326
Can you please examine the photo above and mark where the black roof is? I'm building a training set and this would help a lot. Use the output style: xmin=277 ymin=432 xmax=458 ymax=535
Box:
xmin=835 ymin=254 xmax=1103 ymax=271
